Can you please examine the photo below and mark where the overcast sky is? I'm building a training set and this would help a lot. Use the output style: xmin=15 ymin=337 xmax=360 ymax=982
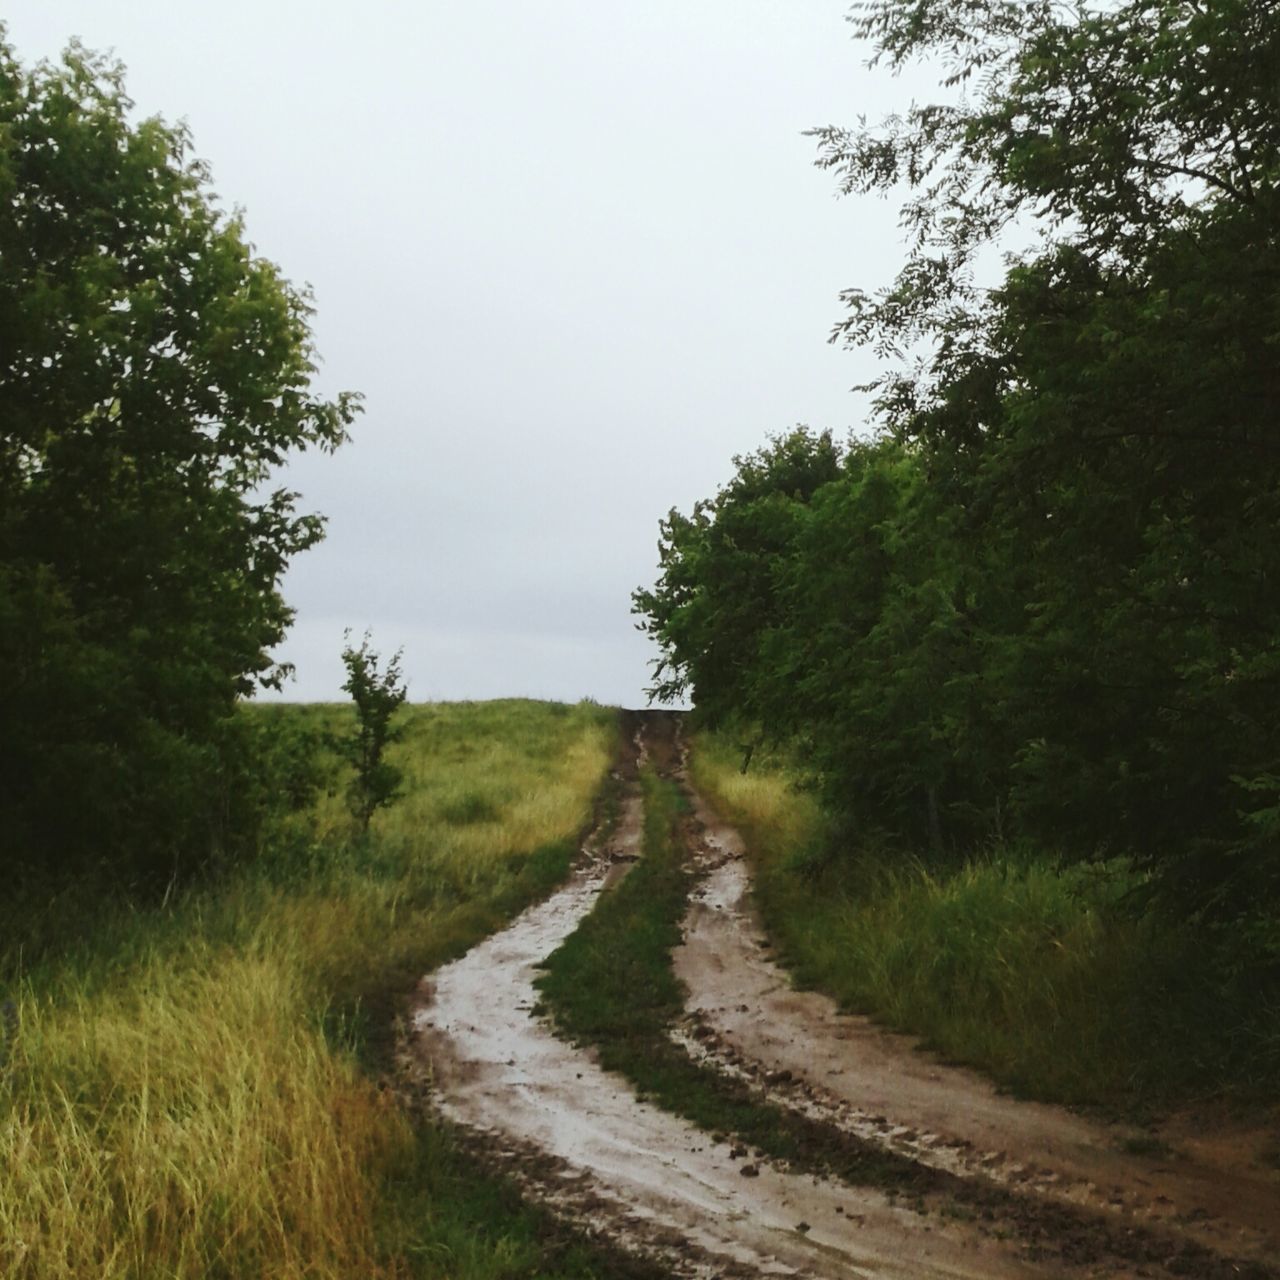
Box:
xmin=7 ymin=2 xmax=937 ymax=707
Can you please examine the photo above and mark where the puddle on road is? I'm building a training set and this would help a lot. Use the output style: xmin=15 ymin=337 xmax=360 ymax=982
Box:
xmin=411 ymin=775 xmax=1050 ymax=1279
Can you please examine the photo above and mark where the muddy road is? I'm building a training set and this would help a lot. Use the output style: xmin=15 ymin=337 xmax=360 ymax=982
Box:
xmin=409 ymin=713 xmax=1278 ymax=1279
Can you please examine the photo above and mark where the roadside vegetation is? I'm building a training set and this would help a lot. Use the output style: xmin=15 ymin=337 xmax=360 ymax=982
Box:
xmin=635 ymin=0 xmax=1280 ymax=1111
xmin=691 ymin=730 xmax=1280 ymax=1111
xmin=0 ymin=699 xmax=658 ymax=1280
xmin=0 ymin=34 xmax=360 ymax=896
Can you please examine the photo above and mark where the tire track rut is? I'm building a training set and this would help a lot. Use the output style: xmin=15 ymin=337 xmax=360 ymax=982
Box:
xmin=408 ymin=713 xmax=1279 ymax=1278
xmin=673 ymin=746 xmax=1280 ymax=1275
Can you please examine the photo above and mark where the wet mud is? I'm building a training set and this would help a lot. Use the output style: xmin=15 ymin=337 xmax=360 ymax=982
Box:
xmin=674 ymin=769 xmax=1280 ymax=1273
xmin=408 ymin=713 xmax=1279 ymax=1278
xmin=411 ymin=716 xmax=1055 ymax=1278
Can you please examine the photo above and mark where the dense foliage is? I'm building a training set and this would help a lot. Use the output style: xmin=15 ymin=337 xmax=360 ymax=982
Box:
xmin=0 ymin=37 xmax=358 ymax=884
xmin=636 ymin=1 xmax=1280 ymax=924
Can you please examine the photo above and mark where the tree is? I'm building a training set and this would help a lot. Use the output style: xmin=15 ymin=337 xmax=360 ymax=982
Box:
xmin=633 ymin=427 xmax=842 ymax=724
xmin=636 ymin=433 xmax=1010 ymax=854
xmin=810 ymin=0 xmax=1280 ymax=910
xmin=0 ymin=34 xmax=360 ymax=884
xmin=811 ymin=0 xmax=1280 ymax=371
xmin=337 ymin=633 xmax=408 ymax=834
xmin=639 ymin=1 xmax=1280 ymax=917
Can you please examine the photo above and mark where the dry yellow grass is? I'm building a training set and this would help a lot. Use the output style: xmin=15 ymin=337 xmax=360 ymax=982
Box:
xmin=686 ymin=735 xmax=818 ymax=858
xmin=0 ymin=699 xmax=615 ymax=1279
xmin=2 ymin=944 xmax=410 ymax=1279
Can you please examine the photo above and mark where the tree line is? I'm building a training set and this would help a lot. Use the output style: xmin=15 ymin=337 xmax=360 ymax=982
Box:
xmin=636 ymin=0 xmax=1280 ymax=931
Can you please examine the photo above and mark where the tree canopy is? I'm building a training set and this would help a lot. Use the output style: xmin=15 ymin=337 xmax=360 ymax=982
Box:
xmin=0 ymin=35 xmax=360 ymax=883
xmin=637 ymin=0 xmax=1280 ymax=922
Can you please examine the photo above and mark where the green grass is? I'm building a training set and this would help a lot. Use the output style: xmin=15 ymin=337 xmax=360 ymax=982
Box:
xmin=0 ymin=698 xmax=668 ymax=1280
xmin=535 ymin=765 xmax=936 ymax=1193
xmin=438 ymin=790 xmax=505 ymax=826
xmin=690 ymin=730 xmax=1280 ymax=1111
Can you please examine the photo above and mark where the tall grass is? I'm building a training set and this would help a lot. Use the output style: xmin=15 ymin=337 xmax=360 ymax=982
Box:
xmin=0 ymin=699 xmax=624 ymax=1280
xmin=691 ymin=731 xmax=1280 ymax=1111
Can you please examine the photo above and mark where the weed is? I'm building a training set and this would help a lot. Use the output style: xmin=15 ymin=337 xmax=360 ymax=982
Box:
xmin=0 ymin=998 xmax=15 ymax=1069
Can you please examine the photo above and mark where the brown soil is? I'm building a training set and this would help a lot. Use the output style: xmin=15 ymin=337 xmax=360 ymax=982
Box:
xmin=407 ymin=713 xmax=1280 ymax=1279
xmin=674 ymin=752 xmax=1280 ymax=1274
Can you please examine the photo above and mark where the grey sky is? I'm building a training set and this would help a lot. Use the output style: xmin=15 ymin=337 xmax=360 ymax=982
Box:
xmin=7 ymin=2 xmax=934 ymax=706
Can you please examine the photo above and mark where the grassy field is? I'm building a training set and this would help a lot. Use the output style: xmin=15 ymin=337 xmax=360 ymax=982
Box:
xmin=0 ymin=699 xmax=662 ymax=1280
xmin=690 ymin=730 xmax=1280 ymax=1112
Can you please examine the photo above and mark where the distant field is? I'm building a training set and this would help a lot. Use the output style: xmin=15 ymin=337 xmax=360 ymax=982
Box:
xmin=0 ymin=699 xmax=629 ymax=1280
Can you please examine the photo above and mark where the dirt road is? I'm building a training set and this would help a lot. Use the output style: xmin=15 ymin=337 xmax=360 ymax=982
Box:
xmin=409 ymin=713 xmax=1278 ymax=1278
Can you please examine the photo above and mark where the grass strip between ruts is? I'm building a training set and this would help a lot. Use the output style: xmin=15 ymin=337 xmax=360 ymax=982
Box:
xmin=534 ymin=764 xmax=938 ymax=1196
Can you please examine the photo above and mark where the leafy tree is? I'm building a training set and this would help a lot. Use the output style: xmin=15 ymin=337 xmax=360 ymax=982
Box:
xmin=337 ymin=633 xmax=408 ymax=833
xmin=812 ymin=0 xmax=1280 ymax=909
xmin=638 ymin=434 xmax=1012 ymax=855
xmin=639 ymin=1 xmax=1280 ymax=917
xmin=811 ymin=0 xmax=1280 ymax=370
xmin=633 ymin=427 xmax=841 ymax=724
xmin=0 ymin=35 xmax=359 ymax=884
